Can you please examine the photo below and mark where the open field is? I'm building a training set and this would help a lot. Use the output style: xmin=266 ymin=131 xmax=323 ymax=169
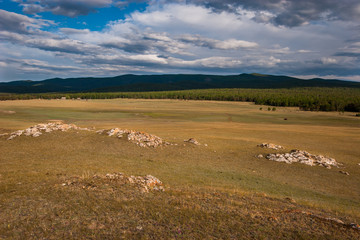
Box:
xmin=1 ymin=99 xmax=360 ymax=239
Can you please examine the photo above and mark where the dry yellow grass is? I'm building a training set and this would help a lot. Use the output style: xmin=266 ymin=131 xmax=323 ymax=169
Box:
xmin=0 ymin=99 xmax=359 ymax=239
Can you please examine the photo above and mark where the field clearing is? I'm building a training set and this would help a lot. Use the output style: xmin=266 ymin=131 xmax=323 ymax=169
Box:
xmin=1 ymin=99 xmax=360 ymax=239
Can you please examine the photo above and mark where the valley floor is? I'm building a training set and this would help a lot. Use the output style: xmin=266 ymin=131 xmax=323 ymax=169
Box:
xmin=0 ymin=99 xmax=359 ymax=239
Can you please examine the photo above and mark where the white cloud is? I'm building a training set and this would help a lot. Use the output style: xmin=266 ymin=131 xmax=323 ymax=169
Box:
xmin=321 ymin=57 xmax=337 ymax=64
xmin=0 ymin=4 xmax=359 ymax=81
xmin=179 ymin=34 xmax=258 ymax=50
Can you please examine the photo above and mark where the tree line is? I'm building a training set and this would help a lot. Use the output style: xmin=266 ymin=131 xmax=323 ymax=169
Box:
xmin=1 ymin=87 xmax=359 ymax=112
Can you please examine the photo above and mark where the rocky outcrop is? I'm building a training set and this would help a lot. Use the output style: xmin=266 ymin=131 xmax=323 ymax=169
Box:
xmin=258 ymin=143 xmax=284 ymax=150
xmin=62 ymin=172 xmax=165 ymax=193
xmin=6 ymin=122 xmax=91 ymax=140
xmin=99 ymin=128 xmax=168 ymax=148
xmin=105 ymin=172 xmax=165 ymax=192
xmin=4 ymin=123 xmax=168 ymax=148
xmin=266 ymin=150 xmax=341 ymax=169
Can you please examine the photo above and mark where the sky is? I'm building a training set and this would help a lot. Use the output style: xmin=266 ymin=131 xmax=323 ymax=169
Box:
xmin=0 ymin=0 xmax=360 ymax=82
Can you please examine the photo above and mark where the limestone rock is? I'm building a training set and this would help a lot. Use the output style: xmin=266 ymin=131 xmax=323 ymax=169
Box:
xmin=6 ymin=122 xmax=90 ymax=140
xmin=184 ymin=138 xmax=200 ymax=145
xmin=339 ymin=171 xmax=349 ymax=175
xmin=258 ymin=143 xmax=284 ymax=150
xmin=266 ymin=149 xmax=341 ymax=169
xmin=102 ymin=128 xmax=166 ymax=148
xmin=63 ymin=172 xmax=165 ymax=193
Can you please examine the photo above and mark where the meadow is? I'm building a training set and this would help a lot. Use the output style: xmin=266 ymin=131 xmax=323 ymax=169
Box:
xmin=0 ymin=98 xmax=359 ymax=239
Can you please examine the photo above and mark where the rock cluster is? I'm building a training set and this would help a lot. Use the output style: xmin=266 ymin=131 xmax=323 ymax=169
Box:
xmin=6 ymin=122 xmax=90 ymax=140
xmin=258 ymin=143 xmax=284 ymax=150
xmin=2 ymin=122 xmax=169 ymax=148
xmin=62 ymin=172 xmax=165 ymax=193
xmin=266 ymin=149 xmax=341 ymax=169
xmin=100 ymin=128 xmax=168 ymax=148
xmin=106 ymin=173 xmax=165 ymax=192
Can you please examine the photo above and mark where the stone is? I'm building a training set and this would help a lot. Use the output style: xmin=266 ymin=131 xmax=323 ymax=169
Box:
xmin=5 ymin=122 xmax=86 ymax=140
xmin=339 ymin=171 xmax=349 ymax=175
xmin=258 ymin=143 xmax=284 ymax=150
xmin=265 ymin=149 xmax=341 ymax=169
xmin=3 ymin=122 xmax=168 ymax=148
xmin=184 ymin=138 xmax=200 ymax=145
xmin=257 ymin=154 xmax=264 ymax=158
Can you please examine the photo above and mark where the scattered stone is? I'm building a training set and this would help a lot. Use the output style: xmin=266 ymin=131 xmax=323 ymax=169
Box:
xmin=62 ymin=172 xmax=165 ymax=193
xmin=286 ymin=209 xmax=360 ymax=231
xmin=204 ymin=144 xmax=208 ymax=147
xmin=257 ymin=154 xmax=264 ymax=158
xmin=184 ymin=138 xmax=200 ymax=145
xmin=4 ymin=122 xmax=168 ymax=148
xmin=339 ymin=170 xmax=350 ymax=175
xmin=258 ymin=143 xmax=284 ymax=150
xmin=266 ymin=150 xmax=341 ymax=169
xmin=0 ymin=133 xmax=9 ymax=137
xmin=102 ymin=128 xmax=166 ymax=148
xmin=1 ymin=110 xmax=16 ymax=114
xmin=358 ymin=163 xmax=360 ymax=166
xmin=6 ymin=122 xmax=91 ymax=140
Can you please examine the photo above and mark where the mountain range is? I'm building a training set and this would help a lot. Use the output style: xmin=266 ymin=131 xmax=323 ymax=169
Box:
xmin=1 ymin=73 xmax=359 ymax=93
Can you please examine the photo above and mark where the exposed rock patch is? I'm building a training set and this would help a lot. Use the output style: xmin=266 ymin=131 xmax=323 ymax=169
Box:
xmin=6 ymin=122 xmax=91 ymax=140
xmin=266 ymin=150 xmax=341 ymax=169
xmin=258 ymin=143 xmax=284 ymax=150
xmin=99 ymin=128 xmax=169 ymax=148
xmin=3 ymin=123 xmax=169 ymax=148
xmin=184 ymin=138 xmax=200 ymax=145
xmin=62 ymin=172 xmax=165 ymax=193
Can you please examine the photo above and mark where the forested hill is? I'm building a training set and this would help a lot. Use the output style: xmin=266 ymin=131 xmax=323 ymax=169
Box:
xmin=1 ymin=73 xmax=360 ymax=93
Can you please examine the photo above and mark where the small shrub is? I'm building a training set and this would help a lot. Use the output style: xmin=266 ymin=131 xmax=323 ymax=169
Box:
xmin=356 ymin=113 xmax=360 ymax=117
xmin=272 ymin=107 xmax=276 ymax=111
xmin=268 ymin=107 xmax=271 ymax=111
xmin=259 ymin=107 xmax=262 ymax=110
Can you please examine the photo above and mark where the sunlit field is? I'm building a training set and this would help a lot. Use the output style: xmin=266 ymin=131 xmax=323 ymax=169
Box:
xmin=1 ymin=99 xmax=359 ymax=239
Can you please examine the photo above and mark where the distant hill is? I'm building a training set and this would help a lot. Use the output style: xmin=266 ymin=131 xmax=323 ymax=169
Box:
xmin=1 ymin=73 xmax=359 ymax=93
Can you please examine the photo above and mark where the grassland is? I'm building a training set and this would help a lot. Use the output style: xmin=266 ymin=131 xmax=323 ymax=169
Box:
xmin=0 ymin=99 xmax=360 ymax=239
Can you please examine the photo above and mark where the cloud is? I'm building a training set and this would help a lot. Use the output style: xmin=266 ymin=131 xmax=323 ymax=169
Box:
xmin=0 ymin=9 xmax=52 ymax=34
xmin=334 ymin=41 xmax=360 ymax=58
xmin=60 ymin=28 xmax=91 ymax=35
xmin=1 ymin=3 xmax=359 ymax=81
xmin=14 ymin=0 xmax=112 ymax=17
xmin=178 ymin=35 xmax=258 ymax=50
xmin=321 ymin=57 xmax=337 ymax=65
xmin=116 ymin=0 xmax=360 ymax=27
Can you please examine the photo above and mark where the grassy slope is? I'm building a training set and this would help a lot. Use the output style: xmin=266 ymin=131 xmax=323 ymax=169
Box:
xmin=0 ymin=99 xmax=360 ymax=239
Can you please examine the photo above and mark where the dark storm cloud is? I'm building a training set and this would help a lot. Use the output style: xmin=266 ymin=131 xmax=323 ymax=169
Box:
xmin=14 ymin=0 xmax=112 ymax=17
